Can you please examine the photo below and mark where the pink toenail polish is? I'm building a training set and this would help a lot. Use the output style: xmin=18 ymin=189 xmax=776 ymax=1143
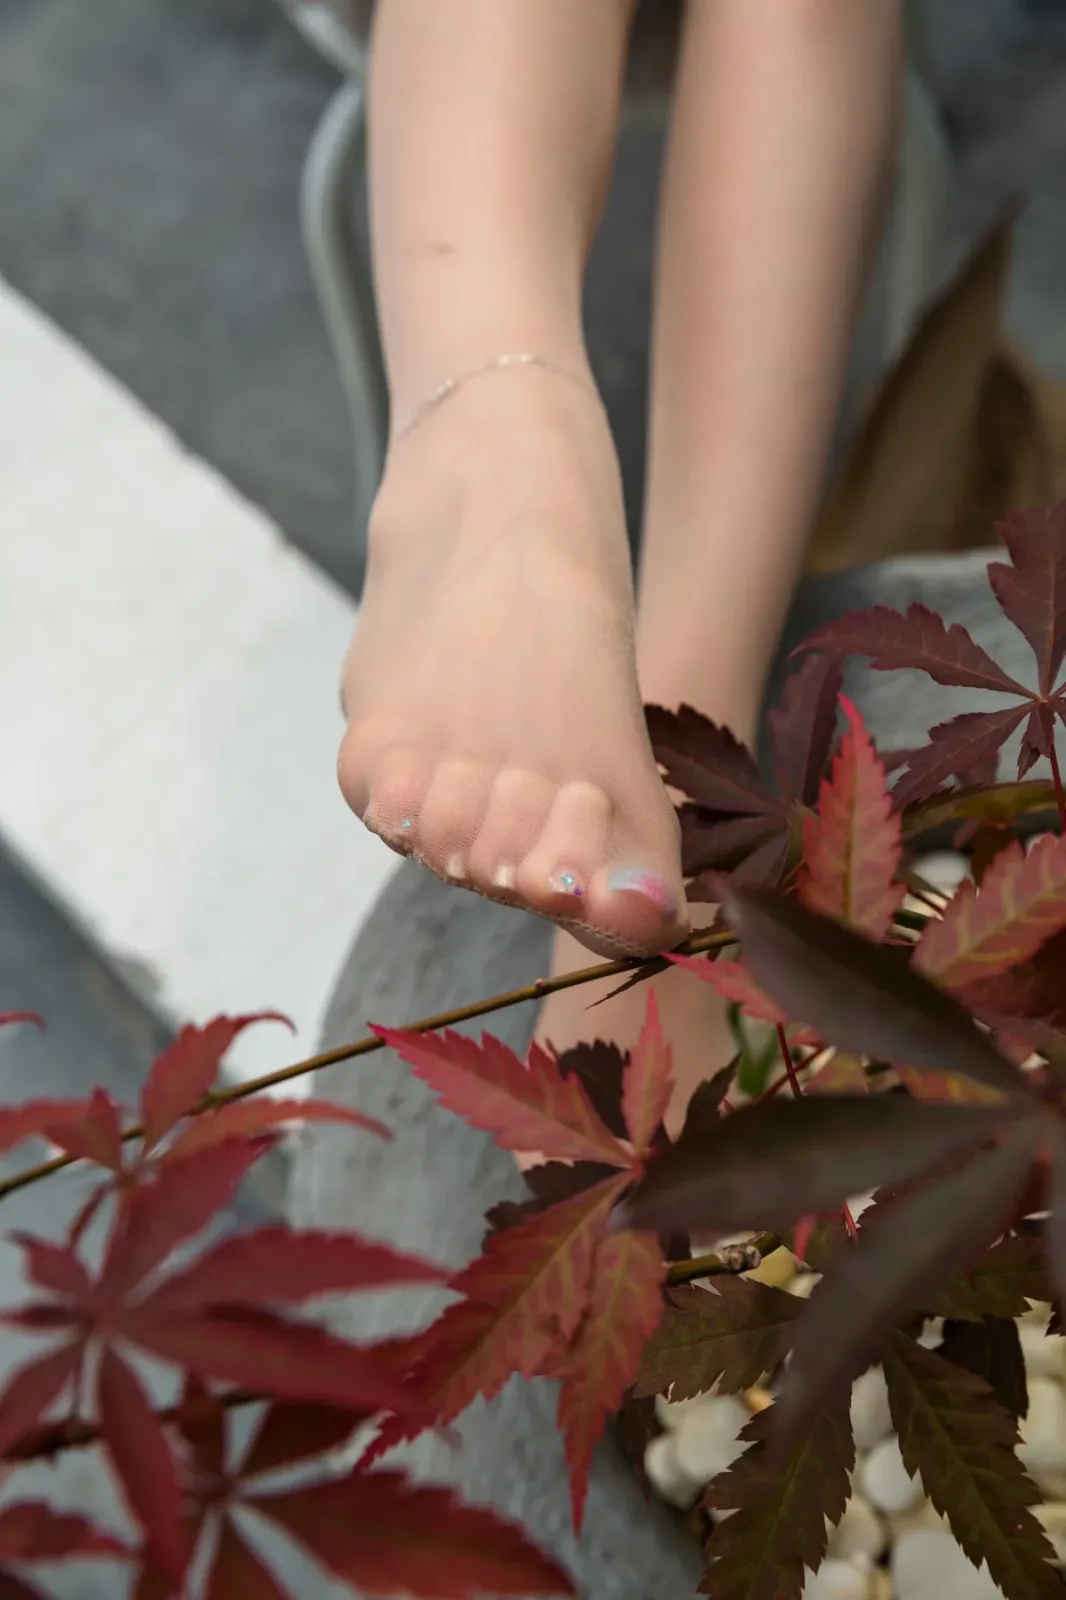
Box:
xmin=549 ymin=869 xmax=585 ymax=899
xmin=607 ymin=868 xmax=675 ymax=916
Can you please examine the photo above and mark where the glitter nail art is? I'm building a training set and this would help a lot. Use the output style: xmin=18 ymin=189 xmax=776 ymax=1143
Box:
xmin=606 ymin=868 xmax=675 ymax=915
xmin=549 ymin=870 xmax=584 ymax=899
xmin=399 ymin=817 xmax=414 ymax=831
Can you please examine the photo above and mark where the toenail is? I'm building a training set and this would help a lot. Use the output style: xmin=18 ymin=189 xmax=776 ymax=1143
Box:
xmin=606 ymin=868 xmax=676 ymax=916
xmin=549 ymin=869 xmax=585 ymax=899
xmin=493 ymin=864 xmax=516 ymax=891
xmin=400 ymin=817 xmax=414 ymax=831
xmin=445 ymin=853 xmax=466 ymax=882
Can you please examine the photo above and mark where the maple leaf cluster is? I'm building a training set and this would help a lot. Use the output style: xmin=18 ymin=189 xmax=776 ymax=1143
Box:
xmin=0 ymin=1012 xmax=575 ymax=1598
xmin=8 ymin=506 xmax=1066 ymax=1599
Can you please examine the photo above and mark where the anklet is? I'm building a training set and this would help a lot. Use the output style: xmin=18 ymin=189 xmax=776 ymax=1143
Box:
xmin=395 ymin=353 xmax=601 ymax=441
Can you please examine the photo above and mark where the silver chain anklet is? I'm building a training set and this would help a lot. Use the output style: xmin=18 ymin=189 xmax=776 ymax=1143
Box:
xmin=395 ymin=352 xmax=601 ymax=441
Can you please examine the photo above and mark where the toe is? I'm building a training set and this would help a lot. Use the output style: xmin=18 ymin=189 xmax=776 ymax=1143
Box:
xmin=515 ymin=781 xmax=611 ymax=921
xmin=415 ymin=756 xmax=495 ymax=882
xmin=347 ymin=737 xmax=435 ymax=853
xmin=582 ymin=853 xmax=688 ymax=956
xmin=466 ymin=766 xmax=557 ymax=896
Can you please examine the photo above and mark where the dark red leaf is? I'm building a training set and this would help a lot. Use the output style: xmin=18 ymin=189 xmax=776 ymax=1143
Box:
xmin=918 ymin=833 xmax=1066 ymax=990
xmin=767 ymin=652 xmax=844 ymax=806
xmin=0 ymin=1344 xmax=81 ymax=1456
xmin=675 ymin=1067 xmax=737 ymax=1141
xmin=557 ymin=1229 xmax=664 ymax=1527
xmin=371 ymin=1026 xmax=630 ymax=1166
xmin=140 ymin=1013 xmax=291 ymax=1153
xmin=988 ymin=503 xmax=1066 ymax=694
xmin=701 ymin=1399 xmax=853 ymax=1600
xmin=681 ymin=814 xmax=779 ymax=878
xmin=775 ymin=1120 xmax=1040 ymax=1445
xmin=893 ymin=708 xmax=1027 ymax=806
xmin=0 ymin=1014 xmax=43 ymax=1032
xmin=371 ymin=1178 xmax=627 ymax=1457
xmin=621 ymin=991 xmax=673 ymax=1160
xmin=101 ymin=1137 xmax=275 ymax=1298
xmin=240 ymin=1400 xmax=364 ymax=1481
xmin=165 ymin=1095 xmax=390 ymax=1158
xmin=800 ymin=696 xmax=905 ymax=939
xmin=11 ymin=1235 xmax=91 ymax=1300
xmin=940 ymin=1316 xmax=1028 ymax=1420
xmin=0 ymin=1573 xmax=50 ymax=1600
xmin=98 ymin=1346 xmax=187 ymax=1585
xmin=0 ymin=1502 xmax=128 ymax=1561
xmin=252 ymin=1468 xmax=576 ymax=1597
xmin=705 ymin=833 xmax=792 ymax=894
xmin=44 ymin=1089 xmax=125 ymax=1172
xmin=171 ymin=1374 xmax=227 ymax=1477
xmin=205 ymin=1518 xmax=288 ymax=1600
xmin=615 ymin=1095 xmax=1013 ymax=1240
xmin=883 ymin=1330 xmax=1059 ymax=1599
xmin=130 ymin=1304 xmax=420 ymax=1417
xmin=667 ymin=952 xmax=786 ymax=1026
xmin=0 ymin=1099 xmax=87 ymax=1160
xmin=554 ymin=1042 xmax=627 ymax=1141
xmin=715 ymin=882 xmax=1030 ymax=1099
xmin=634 ymin=1279 xmax=799 ymax=1401
xmin=487 ymin=1162 xmax=621 ymax=1232
xmin=797 ymin=602 xmax=1028 ymax=694
xmin=646 ymin=704 xmax=781 ymax=817
xmin=145 ymin=1226 xmax=445 ymax=1313
xmin=933 ymin=1233 xmax=1054 ymax=1321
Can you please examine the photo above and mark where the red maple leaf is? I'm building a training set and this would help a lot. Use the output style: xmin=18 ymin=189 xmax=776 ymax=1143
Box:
xmin=796 ymin=503 xmax=1066 ymax=799
xmin=800 ymin=695 xmax=906 ymax=939
xmin=133 ymin=1383 xmax=574 ymax=1599
xmin=4 ymin=1013 xmax=391 ymax=1247
xmin=368 ymin=1012 xmax=671 ymax=1527
xmin=0 ymin=1501 xmax=129 ymax=1599
xmin=646 ymin=651 xmax=844 ymax=894
xmin=668 ymin=700 xmax=903 ymax=1033
xmin=371 ymin=1024 xmax=632 ymax=1165
xmin=0 ymin=1170 xmax=446 ymax=1583
xmin=557 ymin=1229 xmax=664 ymax=1524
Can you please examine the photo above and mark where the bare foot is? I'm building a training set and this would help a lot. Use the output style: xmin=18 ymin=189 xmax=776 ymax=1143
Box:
xmin=338 ymin=369 xmax=688 ymax=957
xmin=533 ymin=906 xmax=737 ymax=1147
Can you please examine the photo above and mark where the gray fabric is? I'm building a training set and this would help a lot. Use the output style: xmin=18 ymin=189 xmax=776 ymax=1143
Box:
xmin=289 ymin=550 xmax=1035 ymax=1599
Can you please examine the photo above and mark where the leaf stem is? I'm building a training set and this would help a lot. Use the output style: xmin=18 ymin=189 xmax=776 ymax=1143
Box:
xmin=841 ymin=1201 xmax=859 ymax=1241
xmin=776 ymin=1026 xmax=803 ymax=1100
xmin=1049 ymin=739 xmax=1066 ymax=835
xmin=665 ymin=1232 xmax=782 ymax=1285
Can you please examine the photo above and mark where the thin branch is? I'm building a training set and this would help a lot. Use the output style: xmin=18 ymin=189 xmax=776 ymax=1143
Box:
xmin=666 ymin=1232 xmax=782 ymax=1285
xmin=0 ymin=928 xmax=734 ymax=1204
xmin=4 ymin=1236 xmax=783 ymax=1466
xmin=776 ymin=1026 xmax=803 ymax=1100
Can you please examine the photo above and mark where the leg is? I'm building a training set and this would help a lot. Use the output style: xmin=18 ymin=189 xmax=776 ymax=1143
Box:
xmin=536 ymin=0 xmax=903 ymax=1131
xmin=339 ymin=0 xmax=690 ymax=959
